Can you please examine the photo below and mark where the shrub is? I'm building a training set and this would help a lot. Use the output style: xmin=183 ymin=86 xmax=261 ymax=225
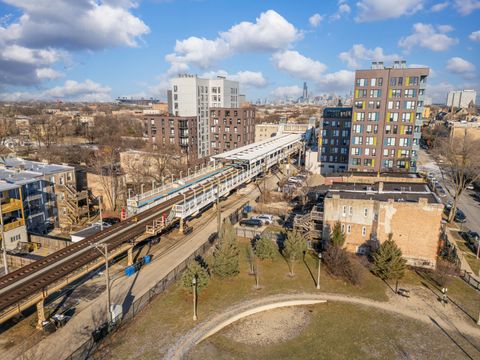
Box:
xmin=212 ymin=219 xmax=240 ymax=278
xmin=182 ymin=260 xmax=209 ymax=293
xmin=254 ymin=236 xmax=278 ymax=260
xmin=323 ymin=246 xmax=362 ymax=285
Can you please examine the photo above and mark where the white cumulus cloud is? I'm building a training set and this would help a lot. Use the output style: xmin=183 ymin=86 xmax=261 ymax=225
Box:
xmin=446 ymin=57 xmax=476 ymax=79
xmin=398 ymin=23 xmax=458 ymax=52
xmin=355 ymin=0 xmax=424 ymax=22
xmin=339 ymin=44 xmax=400 ymax=68
xmin=0 ymin=0 xmax=149 ymax=88
xmin=271 ymin=85 xmax=303 ymax=99
xmin=0 ymin=79 xmax=112 ymax=102
xmin=431 ymin=2 xmax=449 ymax=12
xmin=201 ymin=70 xmax=267 ymax=88
xmin=469 ymin=30 xmax=480 ymax=41
xmin=309 ymin=13 xmax=324 ymax=27
xmin=166 ymin=10 xmax=300 ymax=72
xmin=272 ymin=50 xmax=354 ymax=93
xmin=454 ymin=0 xmax=480 ymax=15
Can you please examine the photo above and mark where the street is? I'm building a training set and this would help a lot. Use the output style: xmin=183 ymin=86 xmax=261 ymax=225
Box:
xmin=417 ymin=149 xmax=480 ymax=235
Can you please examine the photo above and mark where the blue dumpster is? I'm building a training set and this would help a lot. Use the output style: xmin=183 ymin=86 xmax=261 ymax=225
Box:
xmin=243 ymin=205 xmax=252 ymax=213
xmin=143 ymin=255 xmax=151 ymax=265
xmin=124 ymin=266 xmax=135 ymax=277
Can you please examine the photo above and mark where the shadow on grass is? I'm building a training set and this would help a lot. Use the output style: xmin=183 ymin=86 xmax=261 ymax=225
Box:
xmin=429 ymin=317 xmax=475 ymax=360
xmin=303 ymin=254 xmax=317 ymax=287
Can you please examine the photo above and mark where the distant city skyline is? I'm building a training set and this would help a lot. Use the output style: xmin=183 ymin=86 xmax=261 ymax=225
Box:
xmin=0 ymin=0 xmax=479 ymax=103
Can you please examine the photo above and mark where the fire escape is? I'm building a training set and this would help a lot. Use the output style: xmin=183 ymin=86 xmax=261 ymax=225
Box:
xmin=58 ymin=183 xmax=94 ymax=227
xmin=293 ymin=205 xmax=323 ymax=242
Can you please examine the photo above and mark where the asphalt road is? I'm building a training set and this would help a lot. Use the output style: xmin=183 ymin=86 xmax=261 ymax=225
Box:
xmin=417 ymin=149 xmax=480 ymax=235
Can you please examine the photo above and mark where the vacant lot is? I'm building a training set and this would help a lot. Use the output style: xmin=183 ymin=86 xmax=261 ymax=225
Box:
xmin=99 ymin=239 xmax=480 ymax=360
xmin=189 ymin=302 xmax=478 ymax=360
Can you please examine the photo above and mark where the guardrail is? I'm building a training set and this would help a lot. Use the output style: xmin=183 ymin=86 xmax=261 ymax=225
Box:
xmin=461 ymin=270 xmax=480 ymax=290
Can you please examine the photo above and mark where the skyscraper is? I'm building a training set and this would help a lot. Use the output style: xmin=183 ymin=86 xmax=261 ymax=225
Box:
xmin=348 ymin=61 xmax=429 ymax=173
xmin=303 ymin=81 xmax=308 ymax=100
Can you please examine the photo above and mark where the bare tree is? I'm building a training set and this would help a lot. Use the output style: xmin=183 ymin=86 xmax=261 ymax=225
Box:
xmin=435 ymin=129 xmax=480 ymax=222
xmin=90 ymin=145 xmax=124 ymax=211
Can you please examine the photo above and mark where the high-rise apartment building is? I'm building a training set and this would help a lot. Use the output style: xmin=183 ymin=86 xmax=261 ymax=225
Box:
xmin=446 ymin=89 xmax=476 ymax=109
xmin=318 ymin=107 xmax=352 ymax=174
xmin=169 ymin=75 xmax=240 ymax=158
xmin=348 ymin=61 xmax=428 ymax=173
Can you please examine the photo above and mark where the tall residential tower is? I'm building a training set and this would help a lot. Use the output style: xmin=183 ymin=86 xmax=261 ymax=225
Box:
xmin=348 ymin=61 xmax=428 ymax=173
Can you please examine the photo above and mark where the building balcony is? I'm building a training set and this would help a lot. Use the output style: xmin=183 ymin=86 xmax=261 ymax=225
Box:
xmin=3 ymin=218 xmax=25 ymax=232
xmin=1 ymin=198 xmax=22 ymax=214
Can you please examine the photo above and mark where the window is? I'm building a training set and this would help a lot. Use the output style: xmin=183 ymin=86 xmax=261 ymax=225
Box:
xmin=404 ymin=89 xmax=416 ymax=98
xmin=369 ymin=89 xmax=381 ymax=98
xmin=387 ymin=101 xmax=393 ymax=110
xmin=356 ymin=78 xmax=367 ymax=86
xmin=390 ymin=77 xmax=397 ymax=86
xmin=341 ymin=224 xmax=345 ymax=232
xmin=362 ymin=226 xmax=367 ymax=237
xmin=347 ymin=224 xmax=351 ymax=234
xmin=366 ymin=136 xmax=374 ymax=145
xmin=353 ymin=124 xmax=363 ymax=133
xmin=378 ymin=78 xmax=383 ymax=86
xmin=364 ymin=208 xmax=368 ymax=217
xmin=386 ymin=137 xmax=396 ymax=146
xmin=388 ymin=112 xmax=399 ymax=122
xmin=370 ymin=78 xmax=376 ymax=86
xmin=356 ymin=112 xmax=365 ymax=121
xmin=342 ymin=205 xmax=347 ymax=216
xmin=392 ymin=89 xmax=402 ymax=98
xmin=367 ymin=112 xmax=378 ymax=121
xmin=357 ymin=89 xmax=367 ymax=98
xmin=402 ymin=113 xmax=412 ymax=122
xmin=404 ymin=101 xmax=416 ymax=110
xmin=352 ymin=136 xmax=363 ymax=145
xmin=354 ymin=101 xmax=364 ymax=109
xmin=364 ymin=158 xmax=374 ymax=166
xmin=349 ymin=206 xmax=353 ymax=215
xmin=351 ymin=147 xmax=361 ymax=155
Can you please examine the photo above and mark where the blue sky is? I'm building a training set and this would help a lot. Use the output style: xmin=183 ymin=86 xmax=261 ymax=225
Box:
xmin=0 ymin=0 xmax=479 ymax=103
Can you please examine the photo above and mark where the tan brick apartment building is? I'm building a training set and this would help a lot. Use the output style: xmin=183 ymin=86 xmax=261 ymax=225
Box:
xmin=348 ymin=61 xmax=429 ymax=173
xmin=323 ymin=181 xmax=443 ymax=268
xmin=209 ymin=107 xmax=255 ymax=155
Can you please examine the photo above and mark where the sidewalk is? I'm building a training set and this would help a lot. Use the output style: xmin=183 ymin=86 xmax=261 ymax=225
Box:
xmin=447 ymin=228 xmax=480 ymax=286
xmin=15 ymin=173 xmax=282 ymax=360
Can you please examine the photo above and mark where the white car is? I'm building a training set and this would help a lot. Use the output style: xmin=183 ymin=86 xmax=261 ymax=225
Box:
xmin=466 ymin=184 xmax=474 ymax=190
xmin=253 ymin=214 xmax=274 ymax=225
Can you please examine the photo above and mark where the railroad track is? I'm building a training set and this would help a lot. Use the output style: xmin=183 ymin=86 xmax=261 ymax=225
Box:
xmin=0 ymin=165 xmax=240 ymax=316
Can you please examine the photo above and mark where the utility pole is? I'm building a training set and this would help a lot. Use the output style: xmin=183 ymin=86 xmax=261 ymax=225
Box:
xmin=99 ymin=195 xmax=104 ymax=231
xmin=92 ymin=243 xmax=112 ymax=323
xmin=192 ymin=276 xmax=198 ymax=321
xmin=216 ymin=177 xmax=221 ymax=234
xmin=316 ymin=253 xmax=322 ymax=290
xmin=0 ymin=199 xmax=8 ymax=275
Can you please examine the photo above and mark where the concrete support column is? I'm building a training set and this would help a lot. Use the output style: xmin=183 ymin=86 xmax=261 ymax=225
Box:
xmin=127 ymin=246 xmax=134 ymax=266
xmin=179 ymin=218 xmax=184 ymax=234
xmin=36 ymin=298 xmax=46 ymax=329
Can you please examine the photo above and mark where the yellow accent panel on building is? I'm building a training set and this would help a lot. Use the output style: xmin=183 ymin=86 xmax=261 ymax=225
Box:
xmin=1 ymin=198 xmax=22 ymax=213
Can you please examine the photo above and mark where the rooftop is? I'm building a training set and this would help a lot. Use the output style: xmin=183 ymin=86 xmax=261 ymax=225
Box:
xmin=0 ymin=182 xmax=21 ymax=192
xmin=2 ymin=157 xmax=73 ymax=175
xmin=211 ymin=133 xmax=303 ymax=164
xmin=326 ymin=182 xmax=441 ymax=204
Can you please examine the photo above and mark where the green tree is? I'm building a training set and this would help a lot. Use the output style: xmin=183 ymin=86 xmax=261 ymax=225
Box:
xmin=371 ymin=234 xmax=407 ymax=292
xmin=330 ymin=221 xmax=345 ymax=247
xmin=212 ymin=220 xmax=240 ymax=278
xmin=254 ymin=236 xmax=278 ymax=260
xmin=182 ymin=260 xmax=209 ymax=293
xmin=283 ymin=230 xmax=307 ymax=276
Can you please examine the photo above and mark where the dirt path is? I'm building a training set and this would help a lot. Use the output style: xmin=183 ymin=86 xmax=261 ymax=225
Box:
xmin=166 ymin=292 xmax=480 ymax=360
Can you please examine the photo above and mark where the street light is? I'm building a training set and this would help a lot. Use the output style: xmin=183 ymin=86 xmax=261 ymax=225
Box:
xmin=99 ymin=195 xmax=103 ymax=231
xmin=316 ymin=253 xmax=322 ymax=290
xmin=192 ymin=276 xmax=198 ymax=321
xmin=92 ymin=243 xmax=112 ymax=324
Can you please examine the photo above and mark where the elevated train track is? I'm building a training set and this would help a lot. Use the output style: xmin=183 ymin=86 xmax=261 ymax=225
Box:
xmin=0 ymin=134 xmax=304 ymax=325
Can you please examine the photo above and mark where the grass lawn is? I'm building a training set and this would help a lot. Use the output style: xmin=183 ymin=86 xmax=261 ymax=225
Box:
xmin=457 ymin=240 xmax=480 ymax=275
xmin=189 ymin=302 xmax=475 ymax=360
xmin=101 ymin=238 xmax=480 ymax=360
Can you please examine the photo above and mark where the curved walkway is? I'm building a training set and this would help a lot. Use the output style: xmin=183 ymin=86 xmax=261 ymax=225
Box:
xmin=165 ymin=292 xmax=480 ymax=360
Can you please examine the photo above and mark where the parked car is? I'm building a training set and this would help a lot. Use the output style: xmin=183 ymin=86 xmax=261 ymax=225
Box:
xmin=455 ymin=209 xmax=467 ymax=223
xmin=466 ymin=184 xmax=475 ymax=190
xmin=436 ymin=186 xmax=447 ymax=197
xmin=252 ymin=214 xmax=274 ymax=225
xmin=239 ymin=218 xmax=263 ymax=228
xmin=462 ymin=230 xmax=479 ymax=243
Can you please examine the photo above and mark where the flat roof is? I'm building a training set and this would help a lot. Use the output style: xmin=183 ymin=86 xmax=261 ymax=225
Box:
xmin=0 ymin=169 xmax=40 ymax=185
xmin=326 ymin=182 xmax=441 ymax=204
xmin=3 ymin=157 xmax=73 ymax=175
xmin=211 ymin=134 xmax=302 ymax=163
xmin=0 ymin=182 xmax=20 ymax=192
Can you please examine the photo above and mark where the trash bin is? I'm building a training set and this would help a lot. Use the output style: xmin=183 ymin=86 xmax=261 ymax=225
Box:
xmin=143 ymin=255 xmax=151 ymax=265
xmin=124 ymin=266 xmax=135 ymax=277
